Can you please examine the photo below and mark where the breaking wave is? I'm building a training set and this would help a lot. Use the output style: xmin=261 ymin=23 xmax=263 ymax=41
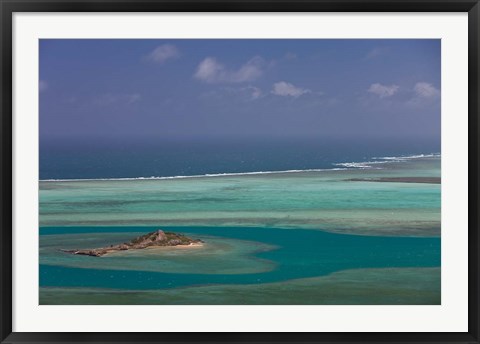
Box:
xmin=40 ymin=153 xmax=440 ymax=182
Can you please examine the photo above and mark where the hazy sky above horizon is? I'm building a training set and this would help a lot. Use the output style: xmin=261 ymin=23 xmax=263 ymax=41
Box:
xmin=40 ymin=39 xmax=440 ymax=141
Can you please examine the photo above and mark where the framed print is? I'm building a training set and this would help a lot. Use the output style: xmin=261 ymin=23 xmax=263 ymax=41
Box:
xmin=1 ymin=1 xmax=479 ymax=343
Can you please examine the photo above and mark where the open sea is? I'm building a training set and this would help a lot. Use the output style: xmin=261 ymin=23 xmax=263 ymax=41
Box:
xmin=39 ymin=138 xmax=441 ymax=305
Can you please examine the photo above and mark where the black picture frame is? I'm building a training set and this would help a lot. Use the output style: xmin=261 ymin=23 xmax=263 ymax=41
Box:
xmin=1 ymin=1 xmax=479 ymax=343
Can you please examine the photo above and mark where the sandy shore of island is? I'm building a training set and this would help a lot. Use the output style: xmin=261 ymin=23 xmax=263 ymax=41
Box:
xmin=103 ymin=242 xmax=205 ymax=255
xmin=150 ymin=242 xmax=204 ymax=249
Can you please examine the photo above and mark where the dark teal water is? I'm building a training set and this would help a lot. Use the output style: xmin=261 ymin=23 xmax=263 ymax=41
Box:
xmin=40 ymin=226 xmax=440 ymax=290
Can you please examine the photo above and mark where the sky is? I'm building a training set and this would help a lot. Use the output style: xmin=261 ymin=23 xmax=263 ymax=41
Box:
xmin=39 ymin=39 xmax=440 ymax=141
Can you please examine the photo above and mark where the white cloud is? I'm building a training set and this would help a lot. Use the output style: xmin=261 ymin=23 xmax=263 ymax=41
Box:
xmin=194 ymin=56 xmax=264 ymax=83
xmin=39 ymin=80 xmax=48 ymax=92
xmin=246 ymin=86 xmax=262 ymax=100
xmin=368 ymin=83 xmax=399 ymax=98
xmin=414 ymin=82 xmax=440 ymax=98
xmin=406 ymin=82 xmax=440 ymax=107
xmin=146 ymin=44 xmax=180 ymax=63
xmin=271 ymin=81 xmax=310 ymax=97
xmin=194 ymin=58 xmax=223 ymax=83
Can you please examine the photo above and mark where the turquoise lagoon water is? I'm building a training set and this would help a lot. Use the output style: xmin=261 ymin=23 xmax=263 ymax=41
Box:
xmin=40 ymin=226 xmax=440 ymax=290
xmin=39 ymin=154 xmax=441 ymax=304
xmin=40 ymin=155 xmax=440 ymax=236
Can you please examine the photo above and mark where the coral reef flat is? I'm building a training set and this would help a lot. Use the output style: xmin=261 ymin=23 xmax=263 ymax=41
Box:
xmin=40 ymin=156 xmax=440 ymax=237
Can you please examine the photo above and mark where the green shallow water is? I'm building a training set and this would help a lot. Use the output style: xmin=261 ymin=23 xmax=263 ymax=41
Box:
xmin=40 ymin=157 xmax=440 ymax=236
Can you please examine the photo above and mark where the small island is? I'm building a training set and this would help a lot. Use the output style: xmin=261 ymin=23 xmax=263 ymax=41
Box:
xmin=62 ymin=229 xmax=203 ymax=257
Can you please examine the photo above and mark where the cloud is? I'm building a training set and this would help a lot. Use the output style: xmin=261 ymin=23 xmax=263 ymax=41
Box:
xmin=414 ymin=82 xmax=440 ymax=98
xmin=368 ymin=83 xmax=399 ymax=98
xmin=95 ymin=93 xmax=141 ymax=105
xmin=194 ymin=56 xmax=264 ymax=83
xmin=406 ymin=82 xmax=440 ymax=107
xmin=39 ymin=80 xmax=48 ymax=92
xmin=246 ymin=86 xmax=262 ymax=100
xmin=194 ymin=58 xmax=224 ymax=83
xmin=271 ymin=81 xmax=310 ymax=97
xmin=146 ymin=44 xmax=180 ymax=63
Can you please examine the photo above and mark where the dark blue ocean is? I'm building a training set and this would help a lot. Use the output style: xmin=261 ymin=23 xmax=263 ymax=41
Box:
xmin=40 ymin=138 xmax=440 ymax=180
